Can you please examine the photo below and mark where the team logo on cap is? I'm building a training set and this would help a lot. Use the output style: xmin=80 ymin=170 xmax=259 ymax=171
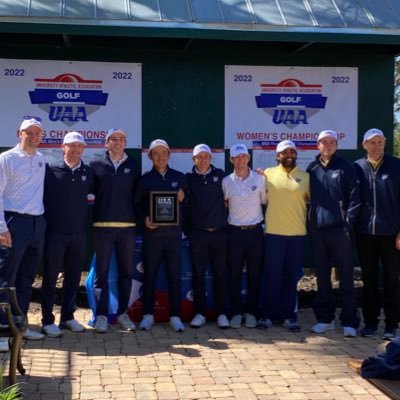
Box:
xmin=255 ymin=78 xmax=327 ymax=129
xmin=28 ymin=73 xmax=109 ymax=127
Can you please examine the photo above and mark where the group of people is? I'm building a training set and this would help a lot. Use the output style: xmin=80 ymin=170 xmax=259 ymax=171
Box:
xmin=0 ymin=116 xmax=399 ymax=353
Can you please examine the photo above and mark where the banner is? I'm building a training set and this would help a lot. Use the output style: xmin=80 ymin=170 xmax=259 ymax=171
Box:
xmin=225 ymin=65 xmax=358 ymax=149
xmin=0 ymin=59 xmax=142 ymax=148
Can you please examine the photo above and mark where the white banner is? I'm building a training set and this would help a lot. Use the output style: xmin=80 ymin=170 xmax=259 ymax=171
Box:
xmin=0 ymin=59 xmax=141 ymax=148
xmin=225 ymin=65 xmax=358 ymax=149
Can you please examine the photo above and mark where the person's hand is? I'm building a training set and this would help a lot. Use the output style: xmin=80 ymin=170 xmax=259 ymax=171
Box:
xmin=177 ymin=189 xmax=185 ymax=203
xmin=395 ymin=233 xmax=400 ymax=250
xmin=0 ymin=231 xmax=12 ymax=247
xmin=255 ymin=168 xmax=264 ymax=176
xmin=145 ymin=216 xmax=158 ymax=230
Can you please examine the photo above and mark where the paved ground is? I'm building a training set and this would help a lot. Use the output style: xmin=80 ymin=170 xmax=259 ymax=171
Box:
xmin=1 ymin=304 xmax=392 ymax=399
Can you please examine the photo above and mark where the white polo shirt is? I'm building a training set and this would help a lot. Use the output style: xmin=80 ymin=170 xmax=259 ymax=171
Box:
xmin=222 ymin=168 xmax=266 ymax=226
xmin=0 ymin=145 xmax=46 ymax=232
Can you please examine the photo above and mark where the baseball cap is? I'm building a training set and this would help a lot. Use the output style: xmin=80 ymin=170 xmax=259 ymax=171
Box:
xmin=149 ymin=139 xmax=170 ymax=153
xmin=230 ymin=143 xmax=249 ymax=158
xmin=318 ymin=130 xmax=338 ymax=141
xmin=363 ymin=128 xmax=385 ymax=143
xmin=19 ymin=116 xmax=43 ymax=132
xmin=276 ymin=140 xmax=297 ymax=153
xmin=105 ymin=128 xmax=127 ymax=141
xmin=193 ymin=144 xmax=212 ymax=157
xmin=63 ymin=131 xmax=86 ymax=145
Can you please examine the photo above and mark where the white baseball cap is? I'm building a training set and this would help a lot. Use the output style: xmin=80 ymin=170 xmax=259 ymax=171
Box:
xmin=276 ymin=140 xmax=297 ymax=153
xmin=363 ymin=128 xmax=385 ymax=143
xmin=105 ymin=128 xmax=127 ymax=141
xmin=63 ymin=131 xmax=86 ymax=145
xmin=230 ymin=143 xmax=249 ymax=158
xmin=318 ymin=130 xmax=338 ymax=141
xmin=19 ymin=117 xmax=43 ymax=132
xmin=149 ymin=139 xmax=170 ymax=153
xmin=193 ymin=144 xmax=212 ymax=157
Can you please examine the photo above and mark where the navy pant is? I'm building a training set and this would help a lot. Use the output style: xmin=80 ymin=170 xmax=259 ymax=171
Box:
xmin=189 ymin=228 xmax=229 ymax=315
xmin=356 ymin=233 xmax=400 ymax=330
xmin=261 ymin=234 xmax=306 ymax=321
xmin=0 ymin=212 xmax=45 ymax=315
xmin=227 ymin=224 xmax=264 ymax=316
xmin=93 ymin=227 xmax=136 ymax=316
xmin=311 ymin=226 xmax=359 ymax=328
xmin=41 ymin=231 xmax=86 ymax=325
xmin=142 ymin=230 xmax=182 ymax=317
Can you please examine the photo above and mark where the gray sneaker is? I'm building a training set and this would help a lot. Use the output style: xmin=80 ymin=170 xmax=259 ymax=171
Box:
xmin=230 ymin=314 xmax=242 ymax=329
xmin=170 ymin=316 xmax=185 ymax=332
xmin=245 ymin=313 xmax=257 ymax=328
xmin=43 ymin=324 xmax=62 ymax=338
xmin=139 ymin=314 xmax=154 ymax=330
xmin=94 ymin=315 xmax=108 ymax=333
xmin=117 ymin=313 xmax=136 ymax=331
xmin=23 ymin=328 xmax=44 ymax=340
xmin=217 ymin=314 xmax=230 ymax=329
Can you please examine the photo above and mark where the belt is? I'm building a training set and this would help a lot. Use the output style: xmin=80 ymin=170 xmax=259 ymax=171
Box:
xmin=231 ymin=223 xmax=261 ymax=230
xmin=4 ymin=211 xmax=41 ymax=218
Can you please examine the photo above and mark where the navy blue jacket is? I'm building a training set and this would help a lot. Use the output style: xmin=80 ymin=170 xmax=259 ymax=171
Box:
xmin=185 ymin=165 xmax=228 ymax=231
xmin=307 ymin=153 xmax=360 ymax=230
xmin=135 ymin=166 xmax=187 ymax=234
xmin=354 ymin=154 xmax=400 ymax=236
xmin=44 ymin=160 xmax=94 ymax=233
xmin=90 ymin=152 xmax=139 ymax=224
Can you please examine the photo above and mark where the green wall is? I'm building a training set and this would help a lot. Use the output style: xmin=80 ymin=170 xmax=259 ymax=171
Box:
xmin=0 ymin=38 xmax=396 ymax=165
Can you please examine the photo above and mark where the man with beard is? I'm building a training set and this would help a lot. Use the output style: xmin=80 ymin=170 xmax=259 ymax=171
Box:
xmin=257 ymin=140 xmax=309 ymax=331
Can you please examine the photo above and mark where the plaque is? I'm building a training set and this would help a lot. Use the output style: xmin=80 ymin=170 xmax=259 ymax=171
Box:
xmin=149 ymin=191 xmax=179 ymax=225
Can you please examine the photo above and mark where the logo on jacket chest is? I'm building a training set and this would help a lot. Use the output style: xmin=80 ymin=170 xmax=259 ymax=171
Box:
xmin=171 ymin=182 xmax=178 ymax=188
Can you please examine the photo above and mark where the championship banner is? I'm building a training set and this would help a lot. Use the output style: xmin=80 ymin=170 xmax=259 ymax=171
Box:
xmin=0 ymin=59 xmax=142 ymax=148
xmin=225 ymin=65 xmax=358 ymax=149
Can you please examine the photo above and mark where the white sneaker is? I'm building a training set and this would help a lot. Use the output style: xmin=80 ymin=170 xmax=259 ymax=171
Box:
xmin=170 ymin=316 xmax=185 ymax=332
xmin=190 ymin=314 xmax=206 ymax=328
xmin=230 ymin=314 xmax=242 ymax=329
xmin=23 ymin=328 xmax=45 ymax=340
xmin=343 ymin=326 xmax=357 ymax=338
xmin=117 ymin=313 xmax=136 ymax=331
xmin=43 ymin=324 xmax=62 ymax=338
xmin=311 ymin=321 xmax=335 ymax=334
xmin=94 ymin=315 xmax=108 ymax=333
xmin=61 ymin=319 xmax=85 ymax=333
xmin=245 ymin=313 xmax=257 ymax=328
xmin=139 ymin=314 xmax=154 ymax=331
xmin=217 ymin=314 xmax=230 ymax=329
xmin=0 ymin=339 xmax=9 ymax=353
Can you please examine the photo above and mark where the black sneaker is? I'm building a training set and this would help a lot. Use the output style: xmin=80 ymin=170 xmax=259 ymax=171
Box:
xmin=382 ymin=328 xmax=397 ymax=341
xmin=283 ymin=319 xmax=301 ymax=332
xmin=360 ymin=325 xmax=377 ymax=337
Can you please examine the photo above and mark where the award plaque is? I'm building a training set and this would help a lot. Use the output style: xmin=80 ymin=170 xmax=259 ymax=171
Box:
xmin=150 ymin=191 xmax=179 ymax=225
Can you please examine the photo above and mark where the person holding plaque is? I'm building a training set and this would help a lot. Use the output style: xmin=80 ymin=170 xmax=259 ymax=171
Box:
xmin=90 ymin=128 xmax=140 ymax=333
xmin=222 ymin=144 xmax=266 ymax=329
xmin=186 ymin=144 xmax=230 ymax=329
xmin=135 ymin=139 xmax=187 ymax=332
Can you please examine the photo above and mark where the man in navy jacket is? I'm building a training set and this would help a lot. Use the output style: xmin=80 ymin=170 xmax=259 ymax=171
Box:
xmin=90 ymin=128 xmax=139 ymax=333
xmin=135 ymin=139 xmax=187 ymax=332
xmin=307 ymin=130 xmax=360 ymax=337
xmin=354 ymin=128 xmax=400 ymax=340
xmin=42 ymin=132 xmax=93 ymax=337
xmin=185 ymin=144 xmax=229 ymax=329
